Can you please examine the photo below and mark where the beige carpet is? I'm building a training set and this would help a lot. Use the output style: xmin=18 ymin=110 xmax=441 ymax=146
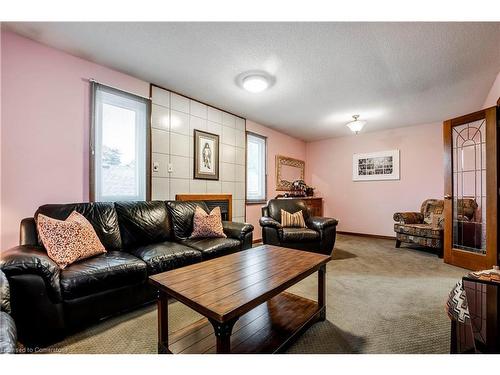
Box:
xmin=46 ymin=234 xmax=467 ymax=354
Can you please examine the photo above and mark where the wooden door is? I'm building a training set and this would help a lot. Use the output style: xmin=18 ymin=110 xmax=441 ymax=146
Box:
xmin=443 ymin=106 xmax=498 ymax=270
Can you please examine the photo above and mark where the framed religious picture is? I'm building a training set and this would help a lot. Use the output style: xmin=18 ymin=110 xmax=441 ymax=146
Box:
xmin=193 ymin=129 xmax=219 ymax=180
xmin=352 ymin=149 xmax=400 ymax=181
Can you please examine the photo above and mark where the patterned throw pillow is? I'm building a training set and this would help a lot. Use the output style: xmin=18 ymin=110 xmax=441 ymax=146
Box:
xmin=424 ymin=201 xmax=444 ymax=225
xmin=37 ymin=211 xmax=106 ymax=269
xmin=190 ymin=206 xmax=227 ymax=239
xmin=281 ymin=209 xmax=307 ymax=228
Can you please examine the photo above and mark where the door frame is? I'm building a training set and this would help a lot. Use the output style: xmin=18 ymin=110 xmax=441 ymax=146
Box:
xmin=443 ymin=106 xmax=498 ymax=270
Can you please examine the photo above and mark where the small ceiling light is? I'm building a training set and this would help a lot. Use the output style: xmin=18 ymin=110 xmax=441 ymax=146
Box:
xmin=242 ymin=74 xmax=269 ymax=93
xmin=346 ymin=115 xmax=366 ymax=134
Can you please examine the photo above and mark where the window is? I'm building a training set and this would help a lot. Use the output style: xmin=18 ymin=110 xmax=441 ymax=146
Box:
xmin=246 ymin=132 xmax=267 ymax=203
xmin=91 ymin=82 xmax=150 ymax=202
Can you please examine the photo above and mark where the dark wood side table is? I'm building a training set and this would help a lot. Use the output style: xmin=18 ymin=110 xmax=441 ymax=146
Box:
xmin=277 ymin=197 xmax=323 ymax=216
xmin=149 ymin=245 xmax=331 ymax=354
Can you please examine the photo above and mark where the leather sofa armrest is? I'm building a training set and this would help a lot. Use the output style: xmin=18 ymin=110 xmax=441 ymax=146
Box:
xmin=222 ymin=221 xmax=254 ymax=241
xmin=307 ymin=216 xmax=338 ymax=231
xmin=0 ymin=245 xmax=61 ymax=302
xmin=259 ymin=216 xmax=282 ymax=230
xmin=393 ymin=212 xmax=424 ymax=224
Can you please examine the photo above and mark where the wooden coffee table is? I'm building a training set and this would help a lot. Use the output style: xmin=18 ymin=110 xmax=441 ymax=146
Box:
xmin=149 ymin=244 xmax=331 ymax=354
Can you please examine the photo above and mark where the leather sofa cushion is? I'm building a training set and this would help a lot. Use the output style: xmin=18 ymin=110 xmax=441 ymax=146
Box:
xmin=35 ymin=202 xmax=122 ymax=251
xmin=281 ymin=228 xmax=319 ymax=242
xmin=166 ymin=201 xmax=211 ymax=240
xmin=182 ymin=238 xmax=241 ymax=260
xmin=0 ymin=311 xmax=17 ymax=354
xmin=130 ymin=241 xmax=202 ymax=274
xmin=60 ymin=251 xmax=147 ymax=300
xmin=267 ymin=199 xmax=311 ymax=223
xmin=115 ymin=201 xmax=171 ymax=250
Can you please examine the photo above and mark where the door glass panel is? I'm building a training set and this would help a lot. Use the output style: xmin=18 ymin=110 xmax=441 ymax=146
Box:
xmin=452 ymin=120 xmax=486 ymax=254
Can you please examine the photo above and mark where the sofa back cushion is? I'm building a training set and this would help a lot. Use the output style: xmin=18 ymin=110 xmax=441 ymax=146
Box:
xmin=166 ymin=201 xmax=210 ymax=240
xmin=115 ymin=201 xmax=171 ymax=250
xmin=35 ymin=202 xmax=122 ymax=250
xmin=267 ymin=199 xmax=310 ymax=223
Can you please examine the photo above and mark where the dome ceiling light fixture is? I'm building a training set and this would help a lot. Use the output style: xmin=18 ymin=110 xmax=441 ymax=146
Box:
xmin=236 ymin=71 xmax=275 ymax=93
xmin=346 ymin=115 xmax=366 ymax=134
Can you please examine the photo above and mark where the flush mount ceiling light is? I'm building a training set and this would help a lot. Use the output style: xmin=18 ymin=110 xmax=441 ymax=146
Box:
xmin=236 ymin=71 xmax=274 ymax=93
xmin=346 ymin=115 xmax=366 ymax=134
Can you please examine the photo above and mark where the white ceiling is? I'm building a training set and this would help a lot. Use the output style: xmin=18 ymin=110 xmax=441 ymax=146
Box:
xmin=5 ymin=22 xmax=500 ymax=141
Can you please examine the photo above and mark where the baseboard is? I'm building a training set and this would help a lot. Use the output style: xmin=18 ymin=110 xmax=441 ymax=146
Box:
xmin=253 ymin=238 xmax=263 ymax=244
xmin=337 ymin=231 xmax=396 ymax=240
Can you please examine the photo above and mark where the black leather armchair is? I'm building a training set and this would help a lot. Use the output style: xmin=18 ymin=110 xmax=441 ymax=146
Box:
xmin=0 ymin=270 xmax=17 ymax=354
xmin=260 ymin=199 xmax=338 ymax=255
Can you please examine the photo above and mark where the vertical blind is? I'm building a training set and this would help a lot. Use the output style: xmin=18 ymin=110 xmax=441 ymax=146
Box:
xmin=91 ymin=82 xmax=150 ymax=202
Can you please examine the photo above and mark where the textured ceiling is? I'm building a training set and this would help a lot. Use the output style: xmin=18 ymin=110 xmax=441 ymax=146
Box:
xmin=5 ymin=22 xmax=500 ymax=141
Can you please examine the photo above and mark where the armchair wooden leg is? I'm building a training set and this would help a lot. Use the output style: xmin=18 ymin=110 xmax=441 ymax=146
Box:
xmin=438 ymin=247 xmax=444 ymax=258
xmin=395 ymin=239 xmax=401 ymax=248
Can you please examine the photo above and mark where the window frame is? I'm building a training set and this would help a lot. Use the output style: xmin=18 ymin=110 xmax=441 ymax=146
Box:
xmin=89 ymin=81 xmax=151 ymax=202
xmin=245 ymin=131 xmax=267 ymax=205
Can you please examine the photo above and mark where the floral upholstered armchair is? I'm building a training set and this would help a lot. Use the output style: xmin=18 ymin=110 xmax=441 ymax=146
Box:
xmin=393 ymin=198 xmax=477 ymax=258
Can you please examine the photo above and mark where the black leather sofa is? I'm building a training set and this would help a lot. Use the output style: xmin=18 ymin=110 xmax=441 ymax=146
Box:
xmin=0 ymin=200 xmax=253 ymax=348
xmin=0 ymin=270 xmax=17 ymax=354
xmin=260 ymin=199 xmax=338 ymax=256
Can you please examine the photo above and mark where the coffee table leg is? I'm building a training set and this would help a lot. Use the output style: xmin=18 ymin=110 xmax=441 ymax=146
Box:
xmin=158 ymin=290 xmax=170 ymax=354
xmin=318 ymin=264 xmax=326 ymax=321
xmin=209 ymin=318 xmax=237 ymax=354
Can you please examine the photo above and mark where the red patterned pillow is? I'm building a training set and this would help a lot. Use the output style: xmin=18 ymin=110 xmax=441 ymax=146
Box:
xmin=37 ymin=211 xmax=106 ymax=269
xmin=190 ymin=206 xmax=227 ymax=239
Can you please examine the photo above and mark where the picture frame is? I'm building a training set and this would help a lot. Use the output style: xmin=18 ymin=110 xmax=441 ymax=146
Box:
xmin=193 ymin=129 xmax=219 ymax=180
xmin=352 ymin=149 xmax=400 ymax=181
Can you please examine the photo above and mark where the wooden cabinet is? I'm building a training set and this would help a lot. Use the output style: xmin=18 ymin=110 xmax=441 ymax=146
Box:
xmin=277 ymin=197 xmax=323 ymax=216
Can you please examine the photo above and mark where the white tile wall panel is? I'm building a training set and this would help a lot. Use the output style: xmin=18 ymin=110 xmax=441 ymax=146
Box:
xmin=151 ymin=86 xmax=246 ymax=222
xmin=220 ymin=163 xmax=235 ymax=182
xmin=235 ymin=130 xmax=245 ymax=148
xmin=152 ymin=153 xmax=170 ymax=178
xmin=170 ymin=132 xmax=190 ymax=157
xmin=152 ymin=129 xmax=170 ymax=154
xmin=151 ymin=87 xmax=170 ymax=107
xmin=206 ymin=181 xmax=222 ymax=193
xmin=233 ymin=200 xmax=245 ymax=217
xmin=169 ymin=178 xmax=190 ymax=200
xmin=170 ymin=155 xmax=190 ymax=179
xmin=222 ymin=126 xmax=236 ymax=146
xmin=234 ymin=164 xmax=245 ymax=182
xmin=221 ymin=181 xmax=235 ymax=195
xmin=190 ymin=100 xmax=207 ymax=119
xmin=190 ymin=115 xmax=206 ymax=133
xmin=206 ymin=121 xmax=222 ymax=136
xmin=152 ymin=177 xmax=170 ymax=200
xmin=151 ymin=104 xmax=170 ymax=131
xmin=234 ymin=183 xmax=245 ymax=199
xmin=170 ymin=110 xmax=190 ymax=135
xmin=208 ymin=107 xmax=222 ymax=123
xmin=222 ymin=112 xmax=236 ymax=128
xmin=190 ymin=180 xmax=207 ymax=194
xmin=171 ymin=93 xmax=190 ymax=113
xmin=235 ymin=117 xmax=245 ymax=131
xmin=235 ymin=148 xmax=245 ymax=165
xmin=221 ymin=144 xmax=235 ymax=164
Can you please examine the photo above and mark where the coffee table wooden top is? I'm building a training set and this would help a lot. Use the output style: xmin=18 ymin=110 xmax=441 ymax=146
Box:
xmin=149 ymin=245 xmax=331 ymax=323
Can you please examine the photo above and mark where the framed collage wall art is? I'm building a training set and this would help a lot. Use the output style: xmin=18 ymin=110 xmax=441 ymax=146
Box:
xmin=352 ymin=149 xmax=400 ymax=181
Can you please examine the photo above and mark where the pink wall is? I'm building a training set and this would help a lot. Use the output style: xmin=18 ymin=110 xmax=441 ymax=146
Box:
xmin=245 ymin=120 xmax=307 ymax=240
xmin=0 ymin=31 xmax=149 ymax=249
xmin=305 ymin=123 xmax=444 ymax=237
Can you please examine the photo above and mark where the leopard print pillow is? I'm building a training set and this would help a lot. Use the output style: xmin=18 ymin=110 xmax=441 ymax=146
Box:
xmin=37 ymin=211 xmax=106 ymax=269
xmin=190 ymin=206 xmax=227 ymax=239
